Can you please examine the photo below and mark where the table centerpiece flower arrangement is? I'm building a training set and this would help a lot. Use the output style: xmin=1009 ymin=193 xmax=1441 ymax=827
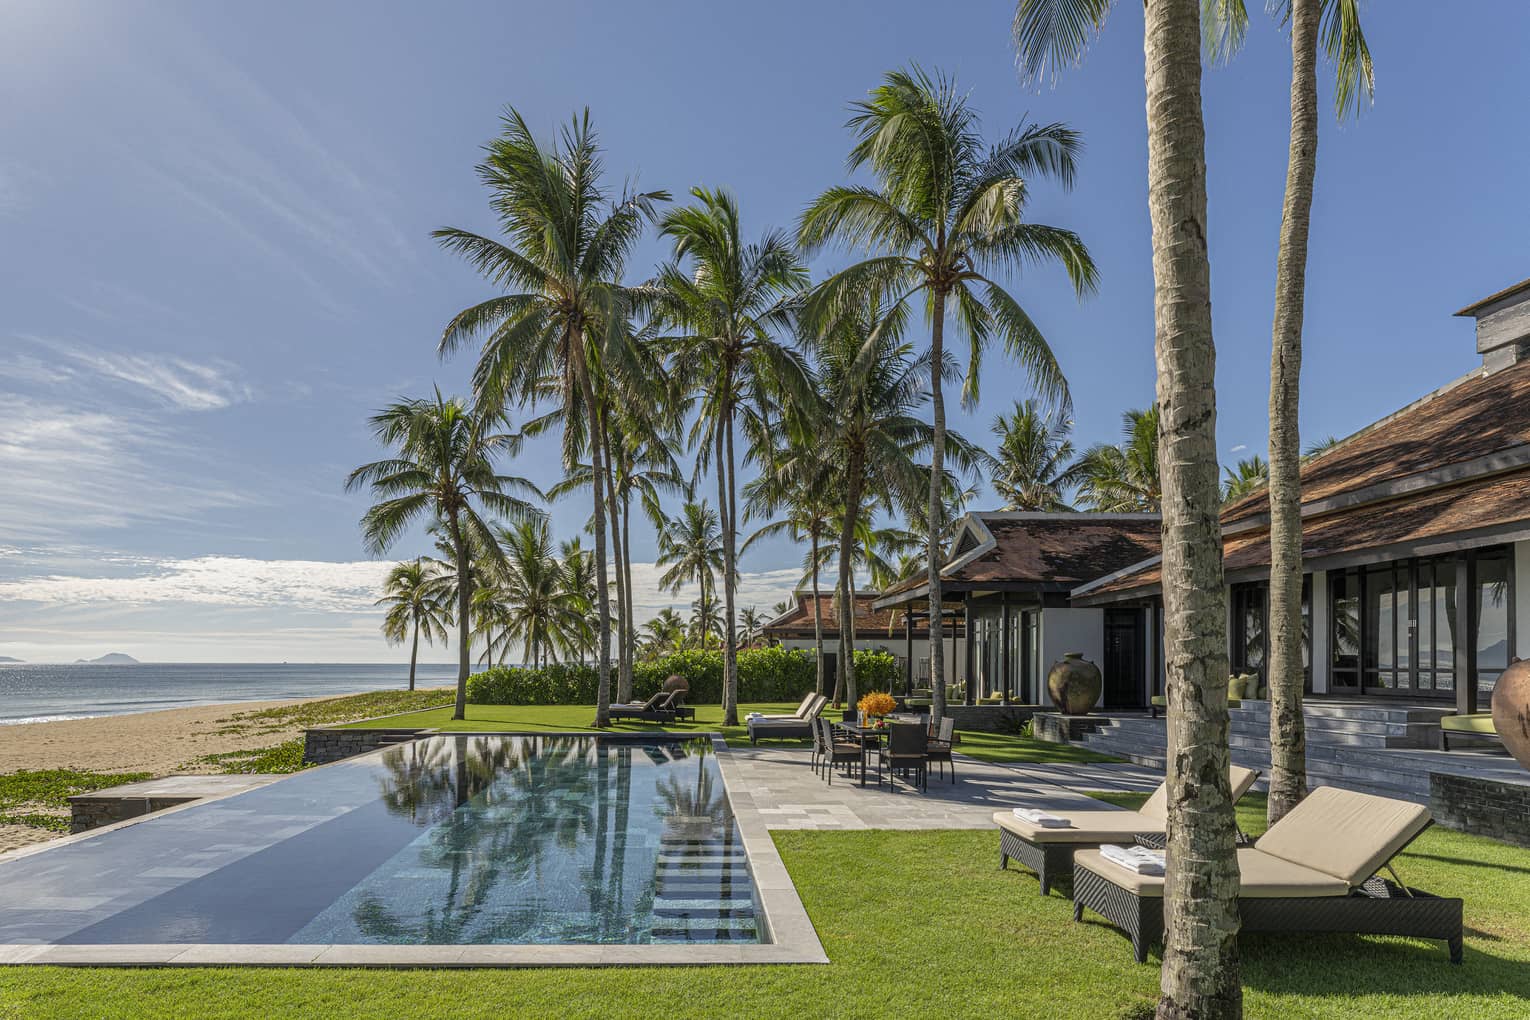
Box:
xmin=857 ymin=691 xmax=898 ymax=728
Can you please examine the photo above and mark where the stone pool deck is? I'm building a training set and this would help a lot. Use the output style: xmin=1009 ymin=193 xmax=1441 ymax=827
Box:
xmin=723 ymin=744 xmax=1161 ymax=831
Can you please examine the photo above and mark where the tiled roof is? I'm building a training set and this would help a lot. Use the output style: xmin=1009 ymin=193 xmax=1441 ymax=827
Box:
xmin=876 ymin=513 xmax=1162 ymax=606
xmin=761 ymin=593 xmax=944 ymax=639
xmin=1080 ymin=467 xmax=1530 ymax=599
xmin=1221 ymin=358 xmax=1530 ymax=526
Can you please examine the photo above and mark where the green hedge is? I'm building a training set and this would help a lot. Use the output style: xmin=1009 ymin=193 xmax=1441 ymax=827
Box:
xmin=466 ymin=646 xmax=820 ymax=706
xmin=853 ymin=649 xmax=899 ymax=692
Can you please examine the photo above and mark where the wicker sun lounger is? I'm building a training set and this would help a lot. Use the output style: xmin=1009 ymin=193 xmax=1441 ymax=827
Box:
xmin=608 ymin=691 xmax=676 ymax=722
xmin=746 ymin=694 xmax=826 ymax=744
xmin=1071 ymin=786 xmax=1463 ymax=964
xmin=994 ymin=766 xmax=1261 ymax=896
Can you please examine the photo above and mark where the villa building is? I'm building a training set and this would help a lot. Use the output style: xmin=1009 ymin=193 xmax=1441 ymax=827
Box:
xmin=876 ymin=279 xmax=1530 ymax=721
xmin=759 ymin=591 xmax=965 ymax=687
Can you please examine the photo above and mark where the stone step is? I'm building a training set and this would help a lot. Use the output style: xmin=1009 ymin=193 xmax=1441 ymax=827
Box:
xmin=1231 ymin=702 xmax=1452 ymax=725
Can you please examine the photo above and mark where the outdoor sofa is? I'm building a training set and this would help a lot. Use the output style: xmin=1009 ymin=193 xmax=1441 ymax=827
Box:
xmin=746 ymin=694 xmax=827 ymax=744
xmin=994 ymin=765 xmax=1261 ymax=895
xmin=1071 ymin=786 xmax=1463 ymax=964
xmin=1440 ymin=712 xmax=1498 ymax=751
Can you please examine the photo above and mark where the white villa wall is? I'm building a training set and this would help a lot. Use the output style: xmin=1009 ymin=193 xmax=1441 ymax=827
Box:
xmin=1041 ymin=608 xmax=1106 ymax=707
xmin=1516 ymin=541 xmax=1530 ymax=658
xmin=1309 ymin=569 xmax=1330 ymax=693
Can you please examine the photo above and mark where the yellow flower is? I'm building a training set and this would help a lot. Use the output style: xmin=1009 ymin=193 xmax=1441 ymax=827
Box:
xmin=857 ymin=691 xmax=897 ymax=717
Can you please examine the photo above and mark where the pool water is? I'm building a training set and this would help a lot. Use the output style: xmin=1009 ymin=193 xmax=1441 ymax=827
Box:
xmin=0 ymin=735 xmax=762 ymax=946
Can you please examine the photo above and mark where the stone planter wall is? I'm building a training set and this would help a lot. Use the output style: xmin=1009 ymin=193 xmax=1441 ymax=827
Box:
xmin=303 ymin=727 xmax=431 ymax=765
xmin=1031 ymin=711 xmax=1106 ymax=744
xmin=1429 ymin=772 xmax=1530 ymax=848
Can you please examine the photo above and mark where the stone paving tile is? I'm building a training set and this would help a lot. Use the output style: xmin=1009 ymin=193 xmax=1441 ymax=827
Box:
xmin=723 ymin=745 xmax=1158 ymax=831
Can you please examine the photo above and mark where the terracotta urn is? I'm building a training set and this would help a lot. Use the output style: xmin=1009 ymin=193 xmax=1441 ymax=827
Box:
xmin=1047 ymin=653 xmax=1103 ymax=715
xmin=1491 ymin=657 xmax=1530 ymax=772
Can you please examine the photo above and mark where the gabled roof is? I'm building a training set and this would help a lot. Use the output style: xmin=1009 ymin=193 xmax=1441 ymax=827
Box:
xmin=873 ymin=512 xmax=1162 ymax=608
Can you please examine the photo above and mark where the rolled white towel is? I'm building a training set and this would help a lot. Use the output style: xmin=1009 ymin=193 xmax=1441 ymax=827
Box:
xmin=1099 ymin=844 xmax=1165 ymax=876
xmin=1012 ymin=808 xmax=1071 ymax=828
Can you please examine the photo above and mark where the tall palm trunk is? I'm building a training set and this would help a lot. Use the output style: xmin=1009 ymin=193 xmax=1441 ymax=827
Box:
xmin=449 ymin=513 xmax=472 ymax=721
xmin=837 ymin=449 xmax=865 ymax=707
xmin=1266 ymin=0 xmax=1319 ymax=826
xmin=573 ymin=346 xmax=614 ymax=728
xmin=810 ymin=524 xmax=826 ymax=696
xmin=1144 ymin=1 xmax=1242 ymax=1016
xmin=604 ymin=426 xmax=632 ymax=704
xmin=725 ymin=414 xmax=742 ymax=718
xmin=716 ymin=398 xmax=740 ymax=726
xmin=927 ymin=286 xmax=948 ymax=725
xmin=622 ymin=490 xmax=637 ymax=703
xmin=408 ymin=618 xmax=420 ymax=692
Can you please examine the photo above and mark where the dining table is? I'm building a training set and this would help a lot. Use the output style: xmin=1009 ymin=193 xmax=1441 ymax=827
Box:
xmin=834 ymin=721 xmax=890 ymax=786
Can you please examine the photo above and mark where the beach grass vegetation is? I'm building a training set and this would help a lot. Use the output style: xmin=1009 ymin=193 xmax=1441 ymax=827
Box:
xmin=0 ymin=768 xmax=152 ymax=833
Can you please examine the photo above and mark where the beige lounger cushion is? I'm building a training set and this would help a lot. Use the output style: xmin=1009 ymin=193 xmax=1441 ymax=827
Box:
xmin=1074 ymin=848 xmax=1349 ymax=899
xmin=1132 ymin=764 xmax=1260 ymax=824
xmin=1253 ymin=786 xmax=1431 ymax=888
xmin=756 ymin=694 xmax=819 ymax=721
xmin=994 ymin=810 xmax=1162 ymax=844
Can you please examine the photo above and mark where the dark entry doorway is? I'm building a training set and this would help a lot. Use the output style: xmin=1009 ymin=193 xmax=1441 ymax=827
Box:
xmin=1103 ymin=609 xmax=1146 ymax=708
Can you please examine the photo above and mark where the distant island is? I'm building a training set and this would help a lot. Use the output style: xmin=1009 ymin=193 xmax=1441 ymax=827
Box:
xmin=74 ymin=653 xmax=141 ymax=665
xmin=0 ymin=655 xmax=22 ymax=663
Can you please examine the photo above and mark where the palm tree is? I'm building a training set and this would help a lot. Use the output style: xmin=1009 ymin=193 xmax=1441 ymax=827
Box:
xmin=1204 ymin=0 xmax=1373 ymax=827
xmin=1014 ymin=1 xmax=1242 ymax=1012
xmin=800 ymin=66 xmax=1096 ymax=726
xmin=744 ymin=434 xmax=836 ymax=696
xmin=639 ymin=608 xmax=687 ymax=657
xmin=1222 ymin=455 xmax=1268 ymax=503
xmin=690 ymin=591 xmax=723 ymax=646
xmin=1074 ymin=406 xmax=1162 ymax=512
xmin=806 ymin=295 xmax=979 ymax=707
xmin=434 ymin=107 xmax=668 ymax=728
xmin=558 ymin=538 xmax=598 ymax=661
xmin=655 ymin=188 xmax=809 ymax=727
xmin=1303 ymin=434 xmax=1339 ymax=459
xmin=487 ymin=519 xmax=588 ymax=668
xmin=376 ymin=558 xmax=452 ymax=691
xmin=347 ymin=393 xmax=541 ymax=719
xmin=655 ymin=500 xmax=723 ymax=611
xmin=991 ymin=399 xmax=1079 ymax=511
xmin=739 ymin=606 xmax=766 ymax=647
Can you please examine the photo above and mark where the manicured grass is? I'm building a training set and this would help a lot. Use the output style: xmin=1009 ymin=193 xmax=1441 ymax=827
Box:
xmin=340 ymin=701 xmax=1122 ymax=764
xmin=6 ymin=823 xmax=1530 ymax=1018
xmin=0 ymin=769 xmax=152 ymax=833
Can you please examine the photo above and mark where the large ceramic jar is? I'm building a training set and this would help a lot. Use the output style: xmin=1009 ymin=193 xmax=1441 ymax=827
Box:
xmin=1491 ymin=656 xmax=1530 ymax=772
xmin=1047 ymin=653 xmax=1103 ymax=715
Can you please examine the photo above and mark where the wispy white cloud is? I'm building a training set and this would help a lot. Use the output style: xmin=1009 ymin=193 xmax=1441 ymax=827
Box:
xmin=12 ymin=336 xmax=252 ymax=411
xmin=0 ymin=397 xmax=249 ymax=540
xmin=1229 ymin=443 xmax=1248 ymax=454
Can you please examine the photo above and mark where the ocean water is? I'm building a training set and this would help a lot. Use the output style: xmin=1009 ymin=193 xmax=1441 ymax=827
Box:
xmin=0 ymin=663 xmax=464 ymax=725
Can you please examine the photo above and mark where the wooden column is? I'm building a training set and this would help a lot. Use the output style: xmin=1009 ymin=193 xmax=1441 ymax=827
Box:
xmin=904 ymin=611 xmax=915 ymax=695
xmin=964 ymin=592 xmax=976 ymax=706
xmin=1001 ymin=594 xmax=1013 ymax=705
xmin=1020 ymin=607 xmax=1033 ymax=704
xmin=1455 ymin=552 xmax=1479 ymax=715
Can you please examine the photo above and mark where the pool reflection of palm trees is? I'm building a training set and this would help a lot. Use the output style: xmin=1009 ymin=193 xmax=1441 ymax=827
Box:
xmin=359 ymin=735 xmax=635 ymax=943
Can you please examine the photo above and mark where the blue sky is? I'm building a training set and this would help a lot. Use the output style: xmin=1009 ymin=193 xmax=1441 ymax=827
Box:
xmin=1 ymin=0 xmax=1526 ymax=662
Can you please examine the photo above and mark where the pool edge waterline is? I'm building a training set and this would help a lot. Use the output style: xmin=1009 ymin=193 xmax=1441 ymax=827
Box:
xmin=0 ymin=732 xmax=829 ymax=968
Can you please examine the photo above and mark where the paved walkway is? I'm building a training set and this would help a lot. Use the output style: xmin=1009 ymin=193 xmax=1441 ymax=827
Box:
xmin=722 ymin=744 xmax=1160 ymax=830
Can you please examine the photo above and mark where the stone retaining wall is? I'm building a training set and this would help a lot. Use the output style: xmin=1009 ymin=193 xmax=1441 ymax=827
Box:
xmin=69 ymin=795 xmax=198 ymax=834
xmin=1429 ymin=771 xmax=1530 ymax=848
xmin=1031 ymin=711 xmax=1105 ymax=744
xmin=303 ymin=727 xmax=431 ymax=765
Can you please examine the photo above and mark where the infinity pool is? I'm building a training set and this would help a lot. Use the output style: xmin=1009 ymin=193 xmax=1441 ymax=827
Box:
xmin=0 ymin=735 xmax=762 ymax=947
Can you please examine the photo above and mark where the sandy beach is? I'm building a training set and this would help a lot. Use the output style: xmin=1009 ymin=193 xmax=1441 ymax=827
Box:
xmin=0 ymin=697 xmax=340 ymax=775
xmin=0 ymin=693 xmax=445 ymax=854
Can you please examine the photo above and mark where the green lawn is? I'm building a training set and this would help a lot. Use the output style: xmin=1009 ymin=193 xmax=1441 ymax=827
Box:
xmin=338 ymin=701 xmax=1121 ymax=764
xmin=6 ymin=820 xmax=1529 ymax=1018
